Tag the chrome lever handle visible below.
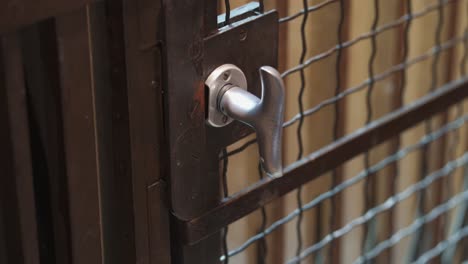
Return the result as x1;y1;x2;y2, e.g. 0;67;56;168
206;64;285;177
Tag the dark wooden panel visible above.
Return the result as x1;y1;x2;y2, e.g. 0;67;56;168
122;0;170;263
0;0;101;34
21;21;71;263
148;181;171;264
164;0;217;222
163;0;221;263
164;1;280;262
55;7;103;263
0;204;7;264
0;34;40;263
0;44;23;264
90;1;136;263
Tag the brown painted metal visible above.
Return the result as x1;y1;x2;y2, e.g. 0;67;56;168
20;21;72;263
163;1;221;263
164;0;215;221
0;204;6;264
88;2;139;263
0;0;102;33
122;0;171;262
164;1;279;262
55;6;104;263
179;77;468;245
0;34;40;264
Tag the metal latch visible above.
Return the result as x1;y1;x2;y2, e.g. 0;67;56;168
205;64;285;177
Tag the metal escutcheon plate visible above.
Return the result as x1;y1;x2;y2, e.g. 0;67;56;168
205;64;248;127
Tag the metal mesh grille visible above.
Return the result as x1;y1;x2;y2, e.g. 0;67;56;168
218;0;468;263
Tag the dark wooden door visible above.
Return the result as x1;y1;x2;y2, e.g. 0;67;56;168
0;1;170;263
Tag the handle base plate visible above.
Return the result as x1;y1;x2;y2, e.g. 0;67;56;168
205;64;247;127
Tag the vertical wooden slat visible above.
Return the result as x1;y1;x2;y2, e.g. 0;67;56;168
444;1;468;261
55;6;104;263
395;1;456;261
0;40;24;264
342;0;402;262
20;20;72;263
85;2;138;263
164;0;222;263
225;136;260;264
122;0;171;262
370;5;405;262
266;3;288;264
437;2;460;263
0;34;40;264
0;205;7;264
280;1;348;263
424;2;455;258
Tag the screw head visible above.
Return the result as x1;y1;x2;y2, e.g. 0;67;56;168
222;71;231;81
239;29;247;41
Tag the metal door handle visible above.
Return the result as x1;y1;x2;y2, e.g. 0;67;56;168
206;64;285;177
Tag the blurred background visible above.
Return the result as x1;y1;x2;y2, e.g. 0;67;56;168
218;0;468;263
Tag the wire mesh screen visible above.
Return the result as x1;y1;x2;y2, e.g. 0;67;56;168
216;0;468;263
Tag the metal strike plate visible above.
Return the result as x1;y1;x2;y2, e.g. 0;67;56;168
203;5;278;148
